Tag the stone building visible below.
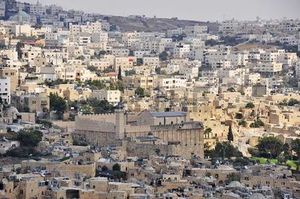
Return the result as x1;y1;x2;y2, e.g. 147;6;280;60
73;110;204;158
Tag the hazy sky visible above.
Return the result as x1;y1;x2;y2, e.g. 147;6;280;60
23;0;300;21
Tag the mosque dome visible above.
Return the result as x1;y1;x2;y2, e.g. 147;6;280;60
9;10;31;24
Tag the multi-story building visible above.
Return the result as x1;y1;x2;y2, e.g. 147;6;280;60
219;19;239;34
13;93;50;114
0;67;18;92
253;62;282;75
91;89;121;104
0;77;11;104
173;44;190;58
0;0;5;19
143;57;159;67
296;62;300;79
159;77;187;90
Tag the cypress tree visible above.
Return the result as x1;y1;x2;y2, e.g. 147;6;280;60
227;125;234;142
118;67;122;80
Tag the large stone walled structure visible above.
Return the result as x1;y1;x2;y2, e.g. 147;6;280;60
73;110;204;158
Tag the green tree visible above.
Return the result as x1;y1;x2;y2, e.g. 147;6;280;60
210;142;242;159
227;125;234;142
159;51;169;61
17;129;43;147
238;120;247;127
288;99;300;106
291;139;300;171
77;55;85;61
125;69;136;76
101;166;108;171
250;118;264;128
245;102;255;109
135;87;145;98
87;80;106;90
291;139;300;158
49;93;67;113
279;99;288;106
87;98;115;114
204;128;212;139
111;163;126;181
225;173;241;184
227;87;235;92
233;157;252;167
136;58;143;66
118;67;122;81
155;148;161;156
6;147;36;158
235;113;243;119
256;137;283;159
110;81;124;92
112;163;121;171
16;42;24;60
80;104;94;114
87;66;98;72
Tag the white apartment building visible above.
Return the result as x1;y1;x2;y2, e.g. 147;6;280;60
170;58;189;66
248;50;263;62
45;32;58;41
0;140;20;155
78;36;91;46
277;52;298;67
179;66;199;79
57;66;77;81
143;57;159;67
279;36;298;46
67;59;83;65
253;62;283;74
0;77;11;104
134;76;155;90
22;45;42;65
0;0;5;18
43;50;68;65
91;32;108;43
229;53;249;66
204;47;231;69
134;65;155;76
219;20;239;34
0;49;19;61
81;21;102;34
184;38;205;50
173;44;191;58
38;67;57;81
244;73;261;85
29;1;46;15
260;51;282;62
194;48;205;61
114;57;137;71
184;25;208;36
69;21;102;35
167;28;183;37
89;60;111;71
92;89;121;104
296;62;300;78
159;77;187;90
165;64;180;74
134;51;151;58
111;49;129;57
12;24;33;37
158;38;173;53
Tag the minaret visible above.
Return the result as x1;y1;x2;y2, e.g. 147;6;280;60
115;108;125;139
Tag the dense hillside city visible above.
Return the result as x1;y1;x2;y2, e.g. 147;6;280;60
0;0;300;198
